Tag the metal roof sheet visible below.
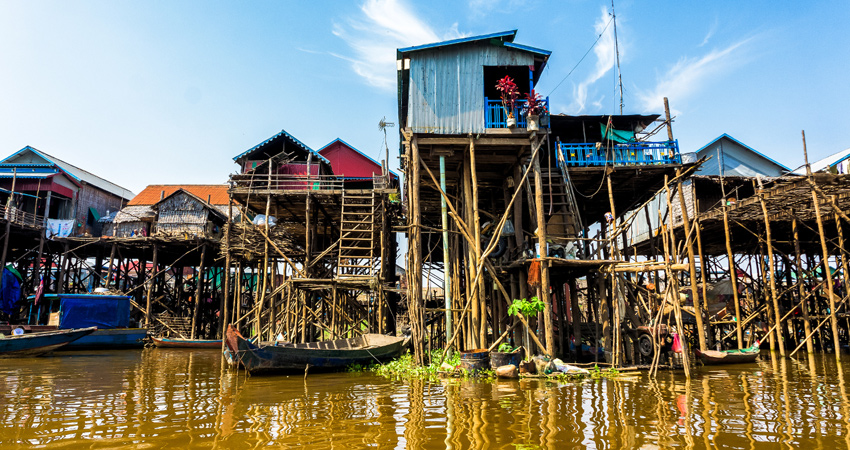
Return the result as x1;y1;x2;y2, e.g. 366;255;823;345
695;134;791;172
792;147;850;174
398;30;518;54
232;129;330;165
0;146;134;200
317;138;399;179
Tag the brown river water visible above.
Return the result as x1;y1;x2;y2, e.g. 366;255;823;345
1;348;849;449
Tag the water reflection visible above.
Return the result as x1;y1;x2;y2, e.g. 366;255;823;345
2;350;850;448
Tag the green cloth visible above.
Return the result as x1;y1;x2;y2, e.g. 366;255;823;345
600;123;635;144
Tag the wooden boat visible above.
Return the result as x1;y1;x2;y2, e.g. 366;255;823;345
25;294;146;350
224;324;406;374
0;327;97;357
696;341;760;365
152;336;221;349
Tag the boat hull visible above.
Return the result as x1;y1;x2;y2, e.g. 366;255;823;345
696;344;760;365
0;327;98;357
63;328;148;350
153;337;221;348
224;325;406;374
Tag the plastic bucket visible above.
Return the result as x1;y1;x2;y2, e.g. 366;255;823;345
489;348;523;369
459;349;490;373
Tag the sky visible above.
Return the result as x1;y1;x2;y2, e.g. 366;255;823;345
1;0;848;195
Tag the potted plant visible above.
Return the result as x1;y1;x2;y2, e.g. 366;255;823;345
522;89;548;131
495;76;520;128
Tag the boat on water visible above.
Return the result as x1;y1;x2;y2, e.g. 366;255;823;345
153;337;221;349
224;324;407;374
0;326;97;357
696;341;760;365
25;294;147;349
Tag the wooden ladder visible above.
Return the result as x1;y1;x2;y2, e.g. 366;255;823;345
542;161;585;258
336;191;376;278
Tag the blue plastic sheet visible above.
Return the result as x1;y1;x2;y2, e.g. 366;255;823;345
59;295;130;329
0;267;21;315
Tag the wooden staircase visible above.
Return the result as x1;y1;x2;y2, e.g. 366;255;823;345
336;191;377;278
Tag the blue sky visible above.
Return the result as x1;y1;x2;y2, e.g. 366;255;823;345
1;0;847;194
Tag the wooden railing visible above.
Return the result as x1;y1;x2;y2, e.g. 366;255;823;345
230;174;345;192
0;203;44;228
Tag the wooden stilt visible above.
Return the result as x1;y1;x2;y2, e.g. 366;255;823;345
676;169;707;351
533;134;555;357
191;244;207;339
757;177;785;356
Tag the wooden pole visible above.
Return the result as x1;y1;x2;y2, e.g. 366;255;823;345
803;131;841;359
676;169;707;351
605;171;621;365
469;138;487;347
221;192;233;339
533;134;555;356
792;214;814;354
191;244;207;340
145;244;158;328
722;193;743;348
665;175;691;377
408;136;425;363
757;177;785;356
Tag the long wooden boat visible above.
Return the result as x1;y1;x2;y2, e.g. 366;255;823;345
224;325;406;374
153;336;222;349
696;341;760;365
65;328;148;350
0;327;97;357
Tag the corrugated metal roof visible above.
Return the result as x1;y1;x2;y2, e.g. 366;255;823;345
695;134;791;173
128;185;231;206
232;129;330;165
0;146;134;200
317;138;399;179
792;147;850;174
398;30;518;54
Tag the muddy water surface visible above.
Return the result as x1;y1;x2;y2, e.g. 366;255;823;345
1;349;848;449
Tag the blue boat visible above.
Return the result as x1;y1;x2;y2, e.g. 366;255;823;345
27;294;147;349
0;326;97;357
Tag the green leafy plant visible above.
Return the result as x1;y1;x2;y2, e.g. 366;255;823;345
508;296;544;318
497;342;514;353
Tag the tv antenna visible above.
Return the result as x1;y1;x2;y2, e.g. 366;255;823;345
379;117;395;177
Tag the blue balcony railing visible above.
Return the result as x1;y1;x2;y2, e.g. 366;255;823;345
559;140;681;167
485;97;549;129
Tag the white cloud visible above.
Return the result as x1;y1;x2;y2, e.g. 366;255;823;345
569;7;617;113
332;0;463;90
700;18;719;47
636;37;753;113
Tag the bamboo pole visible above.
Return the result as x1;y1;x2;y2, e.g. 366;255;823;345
469;138;487;347
722;193;743;348
792;214;814;354
605;172;621;366
803;131;841;359
676;169;707;351
191;244;207;339
757;177;785;357
408;136;425;363
665;175;691;378
145;244;158;328
533;134;556;357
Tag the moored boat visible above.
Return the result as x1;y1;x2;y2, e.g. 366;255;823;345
0;327;97;357
153;337;222;348
224;324;406;374
696;341;760;365
26;294;147;349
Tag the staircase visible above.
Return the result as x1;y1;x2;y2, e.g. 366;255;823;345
336;191;377;278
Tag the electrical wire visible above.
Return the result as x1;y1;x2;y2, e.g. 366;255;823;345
547;16;614;98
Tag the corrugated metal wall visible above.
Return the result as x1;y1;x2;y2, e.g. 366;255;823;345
406;44;534;134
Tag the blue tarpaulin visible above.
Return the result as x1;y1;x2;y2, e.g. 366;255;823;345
59;295;130;329
0;266;22;315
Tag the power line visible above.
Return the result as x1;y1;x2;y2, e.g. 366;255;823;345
547;16;614;98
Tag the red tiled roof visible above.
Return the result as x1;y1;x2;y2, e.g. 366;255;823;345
127;185;231;206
